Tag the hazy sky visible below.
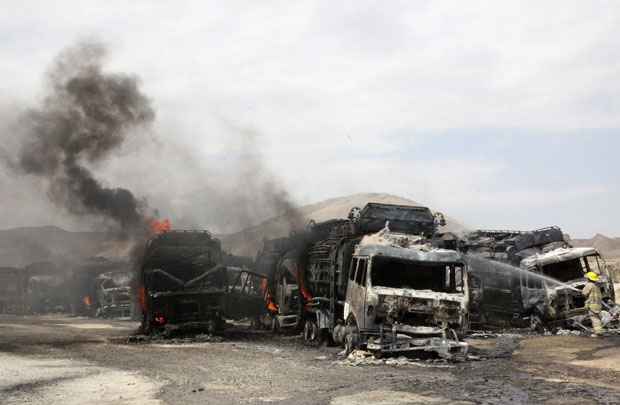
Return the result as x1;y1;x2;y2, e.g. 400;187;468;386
1;1;619;237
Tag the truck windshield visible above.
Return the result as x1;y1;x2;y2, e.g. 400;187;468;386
144;267;225;293
541;255;603;283
541;259;583;282
584;254;604;275
370;256;464;293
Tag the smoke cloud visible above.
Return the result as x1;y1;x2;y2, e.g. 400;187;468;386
1;39;302;260
221;122;304;232
14;41;155;234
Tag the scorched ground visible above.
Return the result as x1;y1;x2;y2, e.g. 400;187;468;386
1;315;619;404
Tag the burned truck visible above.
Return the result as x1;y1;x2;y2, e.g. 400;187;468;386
139;230;267;334
460;227;616;330
25;261;71;314
257;203;469;358
70;258;132;317
94;271;133;318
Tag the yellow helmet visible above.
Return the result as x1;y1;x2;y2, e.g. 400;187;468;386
585;272;600;282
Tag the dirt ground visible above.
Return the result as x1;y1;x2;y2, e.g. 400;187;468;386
1;315;619;405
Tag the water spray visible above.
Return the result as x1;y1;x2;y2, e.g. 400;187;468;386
464;253;583;292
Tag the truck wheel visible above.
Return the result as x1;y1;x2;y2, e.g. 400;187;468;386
303;319;323;346
141;313;153;335
271;317;280;333
529;313;544;333
344;316;360;354
344;331;361;355
448;328;460;342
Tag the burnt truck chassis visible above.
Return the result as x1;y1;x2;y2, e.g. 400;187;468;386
364;328;469;358
336;245;469;359
144;265;269;335
458;227;617;331
305;299;468;359
97;286;132;318
95;272;133;318
521;247;617;332
259;203;469;359
140;230;268;335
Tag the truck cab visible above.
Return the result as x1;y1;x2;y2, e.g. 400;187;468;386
140;230;267;334
521;247;615;328
341;229;469;357
461;227;616;331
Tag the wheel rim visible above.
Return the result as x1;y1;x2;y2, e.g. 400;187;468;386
530;315;542;331
304;320;318;343
271;317;279;332
345;334;354;354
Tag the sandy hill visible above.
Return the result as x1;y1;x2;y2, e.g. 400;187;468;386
571;233;620;259
220;192;465;257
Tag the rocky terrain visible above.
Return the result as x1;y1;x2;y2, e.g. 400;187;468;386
571;234;620;261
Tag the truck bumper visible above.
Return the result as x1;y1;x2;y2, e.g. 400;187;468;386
366;334;468;358
275;314;299;329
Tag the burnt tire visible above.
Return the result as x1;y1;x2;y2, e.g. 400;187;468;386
529;314;544;333
303;319;323;347
343;316;360;354
141;313;153;335
344;333;355;355
271;317;280;333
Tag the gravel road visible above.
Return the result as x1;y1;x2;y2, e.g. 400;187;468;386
1;315;619;404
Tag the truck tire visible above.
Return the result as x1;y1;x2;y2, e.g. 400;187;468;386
529;313;544;333
303;319;323;347
271;317;280;333
344;333;355;355
344;316;360;355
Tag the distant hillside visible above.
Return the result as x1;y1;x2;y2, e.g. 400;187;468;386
571;234;620;259
0;226;124;268
220;193;465;257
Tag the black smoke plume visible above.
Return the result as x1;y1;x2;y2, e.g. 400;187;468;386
16;41;155;233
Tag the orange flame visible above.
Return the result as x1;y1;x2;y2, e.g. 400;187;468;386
260;279;279;314
83;295;92;307
138;286;147;312
150;219;171;235
296;267;313;302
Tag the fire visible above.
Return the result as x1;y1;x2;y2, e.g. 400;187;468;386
296;267;313;302
260;279;279;314
150;218;171;234
83;295;92;307
138;286;147;312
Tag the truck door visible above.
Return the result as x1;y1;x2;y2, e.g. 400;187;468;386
519;268;542;317
345;257;369;329
478;267;516;325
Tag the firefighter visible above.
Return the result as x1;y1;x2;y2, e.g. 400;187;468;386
582;272;604;337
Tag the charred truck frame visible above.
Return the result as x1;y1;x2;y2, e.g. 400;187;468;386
460;227;616;330
94;271;133;318
139;230;267;334
70;258;132;318
257;203;469;358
